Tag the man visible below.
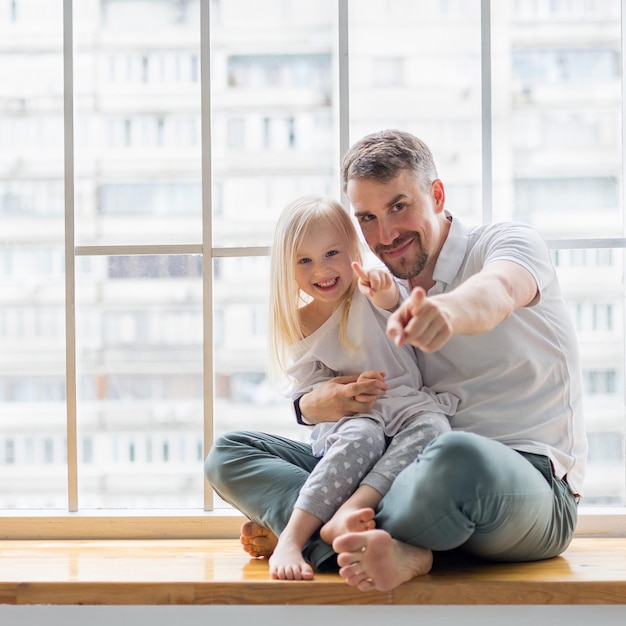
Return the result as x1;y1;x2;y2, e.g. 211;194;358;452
205;129;587;592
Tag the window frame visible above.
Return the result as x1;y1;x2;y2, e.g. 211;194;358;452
1;0;624;539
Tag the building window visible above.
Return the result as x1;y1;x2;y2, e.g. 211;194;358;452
583;369;619;396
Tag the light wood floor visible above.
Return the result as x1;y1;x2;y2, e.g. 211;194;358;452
1;537;625;605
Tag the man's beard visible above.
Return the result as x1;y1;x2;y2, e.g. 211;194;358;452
375;232;428;280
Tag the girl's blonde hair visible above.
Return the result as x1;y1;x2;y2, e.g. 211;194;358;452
268;194;363;380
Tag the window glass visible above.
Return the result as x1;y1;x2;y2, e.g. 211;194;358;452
75;255;204;509
492;1;622;237
212;256;301;508
211;0;337;248
553;249;625;505
1;0;625;515
73;1;202;246
0;0;66;508
348;0;483;223
213;255;288;426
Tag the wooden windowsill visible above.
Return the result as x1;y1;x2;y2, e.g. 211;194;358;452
0;537;625;605
0;507;624;541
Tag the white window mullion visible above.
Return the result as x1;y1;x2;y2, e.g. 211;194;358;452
75;245;204;256
338;0;350;204
544;238;626;250
616;0;626;498
622;0;626;236
63;0;78;513
481;0;493;224
201;0;214;511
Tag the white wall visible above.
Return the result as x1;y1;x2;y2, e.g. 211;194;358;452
1;605;626;625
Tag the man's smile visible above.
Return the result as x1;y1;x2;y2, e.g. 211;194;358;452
377;235;415;259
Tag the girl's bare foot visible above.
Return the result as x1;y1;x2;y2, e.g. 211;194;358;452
269;540;315;580
240;521;278;558
332;529;433;592
320;507;376;544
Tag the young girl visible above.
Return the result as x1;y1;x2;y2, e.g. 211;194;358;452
267;194;457;580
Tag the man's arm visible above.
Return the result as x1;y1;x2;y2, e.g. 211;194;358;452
296;374;388;425
387;260;538;352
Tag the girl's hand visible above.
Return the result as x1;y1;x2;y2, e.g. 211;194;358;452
352;262;399;311
352;261;392;297
354;370;387;402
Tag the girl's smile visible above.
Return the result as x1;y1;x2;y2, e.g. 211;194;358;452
314;276;340;290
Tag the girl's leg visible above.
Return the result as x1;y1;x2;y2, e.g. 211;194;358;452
321;412;450;542
294;417;386;523
362;412;451;496
320;484;381;544
271;418;385;577
269;507;324;580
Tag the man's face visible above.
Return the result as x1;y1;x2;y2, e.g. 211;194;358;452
347;170;443;280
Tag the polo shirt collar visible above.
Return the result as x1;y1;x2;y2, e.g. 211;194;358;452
429;212;467;295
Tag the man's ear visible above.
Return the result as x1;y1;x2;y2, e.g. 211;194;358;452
431;179;445;212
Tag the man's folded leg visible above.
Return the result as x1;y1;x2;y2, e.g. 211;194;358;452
204;430;337;569
375;431;578;562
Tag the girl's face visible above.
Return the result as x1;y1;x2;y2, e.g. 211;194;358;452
294;221;354;305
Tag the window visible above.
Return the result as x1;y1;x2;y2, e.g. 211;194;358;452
512;48;620;83
3;439;15;465
1;0;625;535
583;369;620;396
227;54;331;90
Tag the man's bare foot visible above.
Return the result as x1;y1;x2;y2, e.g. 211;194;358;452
269;540;314;581
332;529;433;592
320;507;376;544
240;521;278;559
